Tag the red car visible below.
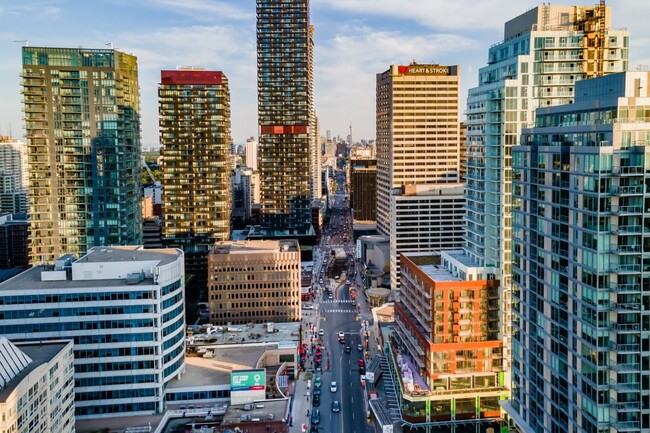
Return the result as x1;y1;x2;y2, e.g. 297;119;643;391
358;359;365;368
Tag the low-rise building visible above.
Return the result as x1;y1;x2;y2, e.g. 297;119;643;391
0;338;75;433
208;240;301;325
0;246;186;419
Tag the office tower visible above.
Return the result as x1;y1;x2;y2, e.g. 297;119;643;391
241;167;261;221
159;69;232;296
0;246;186;418
507;71;650;433
349;158;377;222
208;240;301;325
0;338;75;433
0;137;27;214
376;63;465;291
0;213;28;268
245;137;259;171
391;252;505;430
22;47;142;265
257;0;314;236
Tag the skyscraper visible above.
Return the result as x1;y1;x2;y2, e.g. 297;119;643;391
376;63;465;291
22;47;142;264
0;137;27;214
508;71;650;433
257;0;314;236
462;4;628;371
245;136;258;171
159;69;232;296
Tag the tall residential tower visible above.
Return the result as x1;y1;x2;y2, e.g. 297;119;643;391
461;4;628;371
22;47;142;264
159;69;232;294
509;71;650;433
257;0;315;236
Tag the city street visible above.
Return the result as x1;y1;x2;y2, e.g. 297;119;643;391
300;169;371;433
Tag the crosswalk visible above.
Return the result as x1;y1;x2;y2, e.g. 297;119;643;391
321;308;355;314
320;299;355;304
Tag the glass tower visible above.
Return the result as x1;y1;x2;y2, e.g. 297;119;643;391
22;47;142;264
159;69;232;299
509;71;650;433
463;5;628;371
257;0;314;236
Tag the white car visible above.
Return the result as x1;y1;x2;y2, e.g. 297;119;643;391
302;304;314;310
338;331;345;339
319;328;324;336
330;381;337;392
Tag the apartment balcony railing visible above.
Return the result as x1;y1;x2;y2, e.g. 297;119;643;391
610;322;641;333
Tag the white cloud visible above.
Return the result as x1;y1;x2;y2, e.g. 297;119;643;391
128;0;253;22
0;2;61;18
314;26;482;140
316;0;532;31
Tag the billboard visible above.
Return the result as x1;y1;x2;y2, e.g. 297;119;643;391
230;369;266;391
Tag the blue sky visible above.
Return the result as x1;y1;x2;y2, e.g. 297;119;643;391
1;0;649;146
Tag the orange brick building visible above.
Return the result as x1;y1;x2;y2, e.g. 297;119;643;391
391;252;506;427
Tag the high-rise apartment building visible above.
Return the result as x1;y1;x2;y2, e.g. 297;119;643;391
159;69;232;295
257;0;314;236
460;4;628;374
0;246;186;418
0;137;27;214
22;47;142;265
208;239;301;324
464;4;627;290
376;64;465;291
508;71;650;433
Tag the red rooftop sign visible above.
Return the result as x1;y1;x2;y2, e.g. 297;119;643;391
161;70;223;85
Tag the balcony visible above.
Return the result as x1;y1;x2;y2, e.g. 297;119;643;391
610;322;641;333
610;264;641;273
609;343;640;353
611;361;640;372
611;185;644;195
611;245;642;254
611;420;640;432
611;205;643;215
612;166;644;176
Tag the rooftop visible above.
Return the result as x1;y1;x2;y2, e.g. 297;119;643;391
403;253;461;283
212;239;299;255
78;245;182;266
0;339;71;401
188;322;300;348
221;399;289;426
442;250;483;268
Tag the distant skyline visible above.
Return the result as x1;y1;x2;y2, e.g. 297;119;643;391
1;0;650;145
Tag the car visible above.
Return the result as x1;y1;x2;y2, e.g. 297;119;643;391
338;331;345;339
357;344;363;352
311;409;320;425
339;337;346;344
313;393;320;407
345;346;351;353
346;280;352;285
319;328;324;336
330;381;337;392
302;304;314;310
314;376;321;388
327;293;333;300
331;401;340;413
358;359;365;368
